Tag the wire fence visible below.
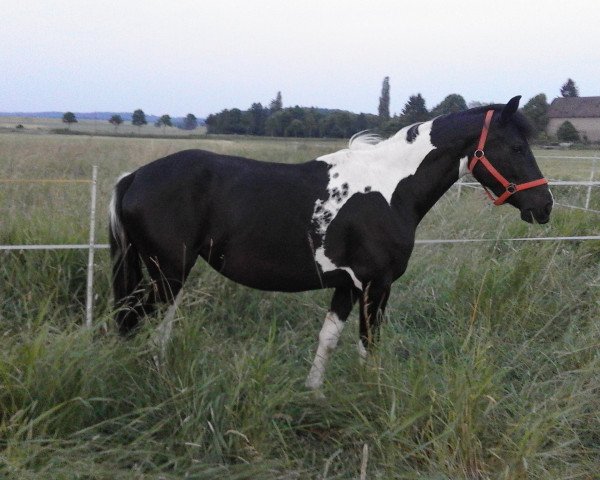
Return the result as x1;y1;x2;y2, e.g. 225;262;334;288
1;162;599;326
1;166;98;327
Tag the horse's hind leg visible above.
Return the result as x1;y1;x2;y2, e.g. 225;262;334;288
305;287;359;391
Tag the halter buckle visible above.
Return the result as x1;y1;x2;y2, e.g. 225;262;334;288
506;183;517;194
474;149;484;159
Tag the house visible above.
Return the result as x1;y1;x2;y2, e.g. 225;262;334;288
547;96;600;142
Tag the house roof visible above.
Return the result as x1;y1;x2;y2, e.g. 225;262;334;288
548;96;600;118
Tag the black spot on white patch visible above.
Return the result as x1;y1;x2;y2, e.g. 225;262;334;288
406;123;422;143
330;187;344;203
332;172;339;178
364;186;372;193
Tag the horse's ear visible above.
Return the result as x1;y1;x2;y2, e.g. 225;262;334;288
500;95;521;125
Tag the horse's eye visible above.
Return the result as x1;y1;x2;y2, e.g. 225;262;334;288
511;145;523;153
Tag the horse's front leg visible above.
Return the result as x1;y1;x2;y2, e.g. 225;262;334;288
305;286;359;391
358;281;391;360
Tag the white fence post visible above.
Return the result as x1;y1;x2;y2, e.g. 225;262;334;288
85;166;98;328
585;158;596;210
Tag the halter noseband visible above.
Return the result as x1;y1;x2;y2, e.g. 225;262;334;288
468;110;548;206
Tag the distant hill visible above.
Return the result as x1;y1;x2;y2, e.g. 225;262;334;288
0;111;205;126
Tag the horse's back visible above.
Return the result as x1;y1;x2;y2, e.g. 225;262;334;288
119;149;334;291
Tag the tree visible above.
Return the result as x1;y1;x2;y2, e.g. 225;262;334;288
156;114;172;134
556;121;580;142
286;119;305;137
303;111;319;137
522;93;549;135
265;109;292;136
62;112;77;129
378;76;390;121
248;102;268;135
269;91;283;113
183;113;198;130
401;94;429;124
109;114;123;132
430;94;467;117
132;109;147;132
560;78;579;97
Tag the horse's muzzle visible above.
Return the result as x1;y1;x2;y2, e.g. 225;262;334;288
520;201;553;224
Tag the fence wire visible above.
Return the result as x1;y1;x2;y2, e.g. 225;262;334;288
2;165;599;328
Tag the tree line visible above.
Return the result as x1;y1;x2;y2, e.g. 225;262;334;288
59;77;586;142
205;89;470;138
60;110;200;131
205;78;588;142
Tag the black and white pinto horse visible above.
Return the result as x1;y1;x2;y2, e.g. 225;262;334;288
109;96;552;390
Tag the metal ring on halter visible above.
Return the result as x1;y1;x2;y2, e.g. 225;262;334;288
506;183;517;194
474;149;484;159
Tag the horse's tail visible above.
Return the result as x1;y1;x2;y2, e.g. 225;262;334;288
109;172;145;334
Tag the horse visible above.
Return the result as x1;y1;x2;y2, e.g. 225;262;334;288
109;96;553;390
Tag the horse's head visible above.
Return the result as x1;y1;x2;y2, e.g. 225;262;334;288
468;96;553;224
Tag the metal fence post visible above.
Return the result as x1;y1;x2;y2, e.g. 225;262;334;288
85;166;98;328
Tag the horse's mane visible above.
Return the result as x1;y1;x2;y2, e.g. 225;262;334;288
454;104;535;139
348;104;534;151
348;131;384;150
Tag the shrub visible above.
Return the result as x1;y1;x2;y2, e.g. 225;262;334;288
556;120;580;142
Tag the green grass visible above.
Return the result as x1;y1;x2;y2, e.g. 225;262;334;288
0;115;208;137
1;132;599;478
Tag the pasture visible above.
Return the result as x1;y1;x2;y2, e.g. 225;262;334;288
0;131;599;479
0;116;207;137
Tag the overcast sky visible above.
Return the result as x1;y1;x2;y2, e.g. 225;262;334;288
2;0;598;117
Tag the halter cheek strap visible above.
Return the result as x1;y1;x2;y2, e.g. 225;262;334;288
468;110;548;206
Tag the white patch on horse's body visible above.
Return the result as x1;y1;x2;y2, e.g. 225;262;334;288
305;311;345;390
311;122;437;286
314;248;363;290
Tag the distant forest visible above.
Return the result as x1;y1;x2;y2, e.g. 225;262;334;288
206;78;579;140
206;89;469;138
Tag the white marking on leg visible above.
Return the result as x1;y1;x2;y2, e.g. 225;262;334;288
305;312;345;390
153;290;183;366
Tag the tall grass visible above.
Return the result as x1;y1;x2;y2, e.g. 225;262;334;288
1;133;599;478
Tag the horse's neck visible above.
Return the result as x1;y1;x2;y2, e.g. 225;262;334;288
388;146;467;225
316;118;473;226
385;112;485;223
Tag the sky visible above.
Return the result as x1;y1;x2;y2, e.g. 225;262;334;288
1;0;599;118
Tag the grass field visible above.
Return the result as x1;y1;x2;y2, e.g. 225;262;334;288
0;116;207;137
0;131;599;479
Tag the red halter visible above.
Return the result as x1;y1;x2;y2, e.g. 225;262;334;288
468;110;548;206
